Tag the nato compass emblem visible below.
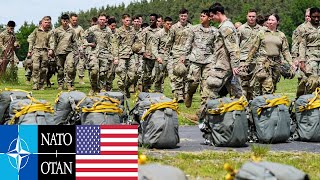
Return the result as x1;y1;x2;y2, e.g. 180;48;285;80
7;136;30;172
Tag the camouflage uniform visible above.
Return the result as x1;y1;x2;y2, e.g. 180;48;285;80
151;28;174;92
133;28;144;89
292;22;309;97
83;25;113;92
169;21;192;100
298;22;320;94
218;19;242;98
27;27;52;89
238;22;262;100
113;26;137;96
183;24;226;104
140;26;160;92
50;26;78;89
70;24;85;81
247;28;293;96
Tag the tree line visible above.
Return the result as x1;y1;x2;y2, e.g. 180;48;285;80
9;0;320;61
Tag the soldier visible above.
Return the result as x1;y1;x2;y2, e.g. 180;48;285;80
157;15;163;28
169;8;193;102
83;13;113;94
69;13;85;85
183;10;227;107
151;16;174;93
298;7;320;94
108;17;117;91
27;16;52;90
0;21;20;76
247;14;295;96
209;3;242;98
108;18;117;34
91;17;98;26
234;22;242;30
113;14;137;97
292;8;311;97
49;14;78;90
140;13;161;92
132;16;144;92
237;9;262;100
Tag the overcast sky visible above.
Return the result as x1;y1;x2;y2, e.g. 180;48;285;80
0;0;132;28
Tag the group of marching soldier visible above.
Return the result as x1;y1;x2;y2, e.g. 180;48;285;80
0;3;319;115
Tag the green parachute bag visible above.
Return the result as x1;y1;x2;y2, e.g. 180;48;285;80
250;94;291;143
131;92;180;149
199;96;248;147
294;88;320;142
234;161;309;180
0;89;32;124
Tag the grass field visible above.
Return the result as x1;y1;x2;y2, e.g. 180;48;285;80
1;68;320;179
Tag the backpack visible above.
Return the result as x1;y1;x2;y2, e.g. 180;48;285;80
132;92;179;149
53;91;87;125
7;96;55;125
139;164;187;180
98;91;129;123
235;161;309;180
80;95;124;125
294;88;320;142
0;89;31;124
250;94;291;143
200;96;248;147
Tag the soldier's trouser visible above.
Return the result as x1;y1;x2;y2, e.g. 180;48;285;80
88;51;113;91
167;57;188;98
56;52;76;86
142;58;156;92
252;63;281;96
185;62;212;105
135;54;144;86
240;79;253;100
303;60;320;94
77;56;86;78
31;49;48;87
296;71;307;97
24;58;33;81
154;55;169;93
115;56;137;92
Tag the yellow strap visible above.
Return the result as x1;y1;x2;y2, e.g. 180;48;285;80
207;96;248;115
3;88;31;94
141;100;179;120
299;88;320;112
87;95;120;105
9;102;54;125
257;96;290;115
54;91;63;104
82;102;123;114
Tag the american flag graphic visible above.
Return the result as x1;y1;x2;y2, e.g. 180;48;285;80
75;125;138;180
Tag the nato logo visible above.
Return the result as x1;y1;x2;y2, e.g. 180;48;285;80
0;126;38;180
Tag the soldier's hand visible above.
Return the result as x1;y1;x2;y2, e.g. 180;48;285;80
233;68;239;75
113;58;119;65
143;52;151;59
299;61;306;72
179;56;186;63
48;50;54;57
157;57;163;64
27;52;32;58
88;43;96;48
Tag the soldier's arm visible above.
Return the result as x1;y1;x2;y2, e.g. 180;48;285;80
151;33;161;59
27;29;36;53
48;30;56;51
247;31;261;63
291;29;300;59
113;32;120;59
0;33;5;50
298;32;307;62
221;27;240;69
183;28;194;56
140;29;147;54
280;33;293;65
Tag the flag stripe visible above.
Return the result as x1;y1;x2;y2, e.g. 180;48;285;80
76;159;137;164
101;138;138;142
101;146;138;151
101;129;138;134
77;177;138;180
101;134;138;138
76;155;137;160
101;125;138;129
100;151;138;155
76;168;138;172
101;142;138;146
76;172;138;177
76;163;138;169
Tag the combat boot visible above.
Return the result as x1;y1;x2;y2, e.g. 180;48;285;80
58;84;63;90
177;95;184;103
129;84;135;93
67;85;75;91
32;84;38;90
185;93;193;108
79;77;85;85
137;85;143;92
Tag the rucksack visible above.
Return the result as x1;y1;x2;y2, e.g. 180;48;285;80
294;88;320;142
234;161;309;180
0;89;32;124
250;94;291;143
53;91;87;125
132;92;179;149
199;96;248;147
80;95;124;125
6;96;55;125
139;164;187;180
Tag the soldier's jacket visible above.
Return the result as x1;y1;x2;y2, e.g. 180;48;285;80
218;19;240;68
110;29;117;56
238;22;262;61
299;22;320;61
291;22;308;59
83;25;112;53
141;26;160;59
171;21;192;58
151;28;174;59
132;27;144;54
113;26;135;59
69;24;84;46
50;26;77;55
247;28;292;64
0;29;18;58
27;27;52;52
183;24;222;64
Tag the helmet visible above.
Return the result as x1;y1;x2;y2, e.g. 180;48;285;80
132;42;143;53
173;62;187;77
280;63;295;79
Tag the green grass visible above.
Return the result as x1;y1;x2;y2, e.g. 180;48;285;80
2;68;317;179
